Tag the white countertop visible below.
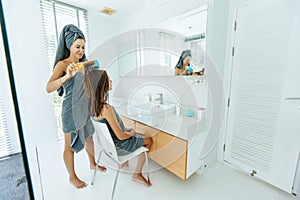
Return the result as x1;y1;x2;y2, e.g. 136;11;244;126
117;105;206;141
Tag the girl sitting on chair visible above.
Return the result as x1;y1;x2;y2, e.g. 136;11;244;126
84;69;152;187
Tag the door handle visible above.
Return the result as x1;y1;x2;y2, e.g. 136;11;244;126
285;97;300;100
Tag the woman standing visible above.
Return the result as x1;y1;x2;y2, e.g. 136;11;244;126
46;24;106;189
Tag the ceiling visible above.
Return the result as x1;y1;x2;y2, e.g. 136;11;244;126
60;0;146;20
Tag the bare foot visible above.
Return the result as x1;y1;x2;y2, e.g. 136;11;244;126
91;164;107;172
120;161;129;169
132;173;152;187
69;177;87;189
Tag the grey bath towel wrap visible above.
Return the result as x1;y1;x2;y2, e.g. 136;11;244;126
53;24;93;153
61;73;94;153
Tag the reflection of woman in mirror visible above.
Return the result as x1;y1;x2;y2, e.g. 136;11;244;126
174;50;192;75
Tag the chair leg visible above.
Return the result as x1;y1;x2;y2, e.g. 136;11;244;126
144;151;150;182
111;165;120;200
91;150;103;185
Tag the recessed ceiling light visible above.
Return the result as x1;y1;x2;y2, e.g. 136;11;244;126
100;7;116;15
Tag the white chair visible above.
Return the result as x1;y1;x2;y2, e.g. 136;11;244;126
91;118;150;200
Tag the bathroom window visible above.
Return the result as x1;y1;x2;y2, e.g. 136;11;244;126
0;98;11;157
0;25;21;158
0;91;20;158
40;0;90;140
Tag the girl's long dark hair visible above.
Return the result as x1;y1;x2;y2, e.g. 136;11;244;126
84;69;109;117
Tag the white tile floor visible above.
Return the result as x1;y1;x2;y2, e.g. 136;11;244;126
38;141;300;200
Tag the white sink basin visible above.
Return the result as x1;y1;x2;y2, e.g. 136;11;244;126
127;102;175;125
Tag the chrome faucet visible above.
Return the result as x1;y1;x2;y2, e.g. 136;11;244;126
155;93;163;105
145;93;152;102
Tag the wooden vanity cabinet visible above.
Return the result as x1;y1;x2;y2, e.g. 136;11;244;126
121;115;188;180
155;131;187;180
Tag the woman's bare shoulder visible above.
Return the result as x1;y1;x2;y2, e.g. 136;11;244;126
102;104;114;115
56;60;69;67
54;60;69;72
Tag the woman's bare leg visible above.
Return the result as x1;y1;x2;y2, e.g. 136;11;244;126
120;160;129;168
63;133;87;189
85;136;106;172
132;137;152;187
143;137;152;150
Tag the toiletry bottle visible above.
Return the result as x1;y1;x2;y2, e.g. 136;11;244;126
198;107;205;120
176;104;181;116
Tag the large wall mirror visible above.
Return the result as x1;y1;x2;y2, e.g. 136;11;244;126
91;4;208;77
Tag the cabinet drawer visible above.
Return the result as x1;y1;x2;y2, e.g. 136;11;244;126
156;132;187;180
120;115;135;130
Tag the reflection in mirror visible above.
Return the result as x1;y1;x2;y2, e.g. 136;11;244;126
157;4;208;76
91;29;208;77
90;5;208;77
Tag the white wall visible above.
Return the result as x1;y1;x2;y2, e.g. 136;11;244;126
88;12;121;53
2;0;56;198
205;0;229;76
0;23;21;156
121;0;210;30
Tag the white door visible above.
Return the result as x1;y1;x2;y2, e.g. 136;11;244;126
224;0;300;193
